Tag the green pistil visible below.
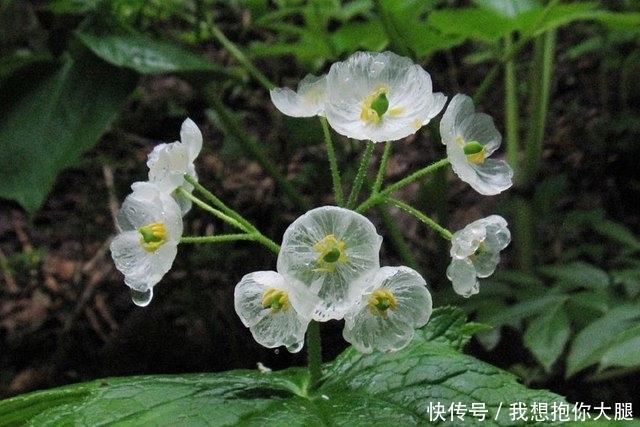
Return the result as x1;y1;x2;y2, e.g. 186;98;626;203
370;92;389;118
463;141;486;164
139;222;167;252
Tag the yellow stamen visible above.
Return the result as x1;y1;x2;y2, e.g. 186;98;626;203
313;234;347;273
361;85;394;124
261;288;290;313
463;140;486;164
368;289;398;316
139;222;167;252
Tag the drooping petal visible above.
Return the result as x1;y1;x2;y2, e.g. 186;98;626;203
270;74;327;117
447;215;510;297
147;118;203;215
343;266;432;353
441;94;513;195
110;182;183;295
234;271;310;353
446;258;479;297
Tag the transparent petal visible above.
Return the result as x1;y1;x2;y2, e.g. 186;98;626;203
343;266;432;353
324;51;446;142
277;206;382;321
180;118;203;161
441;94;512;195
110;182;183;295
447;258;479;297
234;271;310;353
270;74;327;117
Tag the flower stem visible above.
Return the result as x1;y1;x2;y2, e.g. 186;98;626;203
504;32;520;181
177;187;280;254
372;141;392;194
346;141;375;209
356;158;450;213
180;232;279;254
305;320;323;389
208;24;274;91
320;117;344;207
387;197;452;240
178;188;246;232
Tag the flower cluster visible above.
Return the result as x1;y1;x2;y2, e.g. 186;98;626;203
110;118;203;306
271;51;513;322
234;206;433;353
110;50;514;358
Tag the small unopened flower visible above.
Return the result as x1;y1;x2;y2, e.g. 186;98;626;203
234;271;311;353
342;266;432;353
147;118;203;214
323;51;446;142
440;94;513;195
110;182;183;298
277;206;382;321
447;215;511;297
270;74;327;117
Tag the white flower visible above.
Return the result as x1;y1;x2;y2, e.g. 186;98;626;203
147;118;203;214
277;206;382;321
447;215;511;297
110;182;183;301
440;94;513;195
270;74;327;117
323;51;446;142
234;271;311;353
342;266;432;353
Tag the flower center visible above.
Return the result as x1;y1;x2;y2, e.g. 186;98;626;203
139;222;167;252
262;288;290;313
368;289;398;316
360;86;404;124
463;140;486;164
313;234;347;273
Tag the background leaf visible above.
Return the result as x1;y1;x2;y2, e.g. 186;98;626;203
0;50;137;214
0;308;567;426
75;32;235;76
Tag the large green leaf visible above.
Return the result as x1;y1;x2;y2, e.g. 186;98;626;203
0;51;137;214
566;304;640;377
523;298;571;372
75;32;236;76
0;307;568;426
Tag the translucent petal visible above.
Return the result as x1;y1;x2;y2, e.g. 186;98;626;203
342;266;432;353
180;118;203;161
441;94;513;195
324;51;446;142
270;74;327;117
110;182;183;295
233;271;310;353
147;118;203;207
446;258;479;297
277;206;382;321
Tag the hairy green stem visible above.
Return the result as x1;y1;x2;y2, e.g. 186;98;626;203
520;29;556;189
320;117;344;207
346;142;375;209
356;158;450;213
208;24;274;90
306;321;323;388
504;33;520;180
387;197;452;241
373;141;392;195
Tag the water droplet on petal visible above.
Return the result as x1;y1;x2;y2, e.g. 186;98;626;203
131;288;153;307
